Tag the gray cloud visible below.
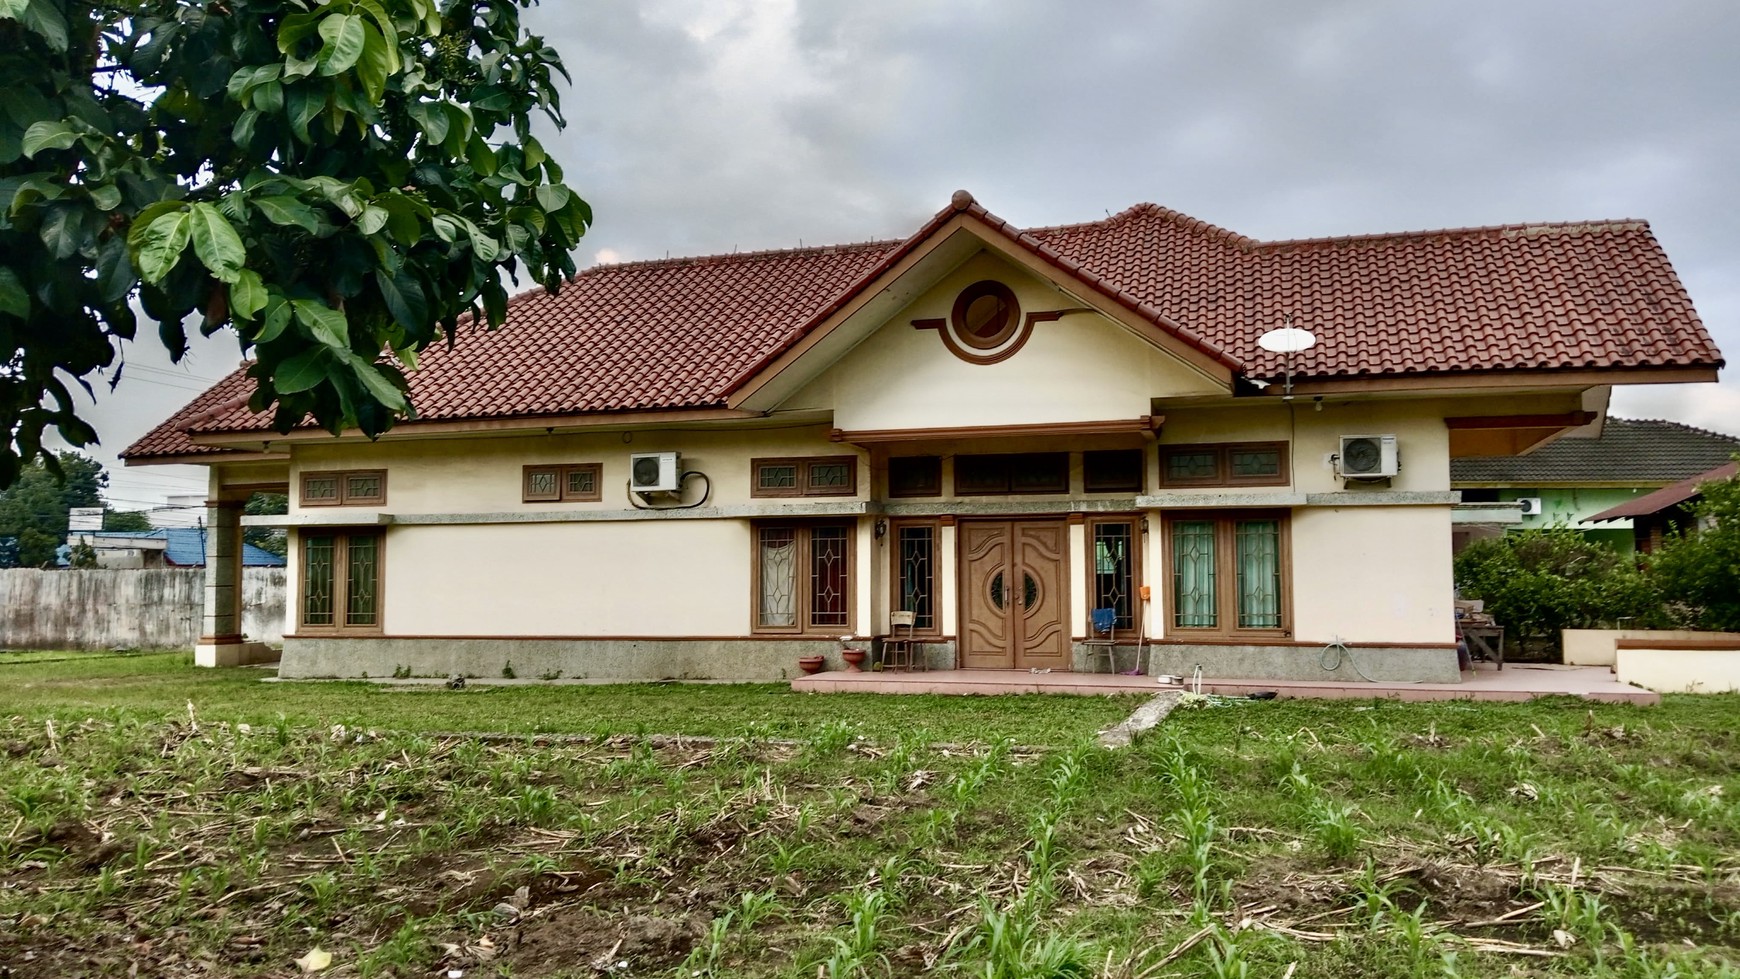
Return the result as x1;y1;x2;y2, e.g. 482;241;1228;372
91;0;1740;505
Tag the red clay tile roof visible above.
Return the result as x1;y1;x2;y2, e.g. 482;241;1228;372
124;191;1723;460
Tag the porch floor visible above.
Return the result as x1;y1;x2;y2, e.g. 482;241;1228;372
790;662;1659;705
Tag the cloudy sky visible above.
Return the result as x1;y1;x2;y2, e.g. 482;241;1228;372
88;0;1740;509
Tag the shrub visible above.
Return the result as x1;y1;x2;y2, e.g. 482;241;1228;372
1454;528;1662;644
1650;468;1740;631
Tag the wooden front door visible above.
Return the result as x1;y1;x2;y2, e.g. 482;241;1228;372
959;520;1071;670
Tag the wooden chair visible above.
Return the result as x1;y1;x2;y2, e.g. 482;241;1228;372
880;611;922;671
1083;607;1118;673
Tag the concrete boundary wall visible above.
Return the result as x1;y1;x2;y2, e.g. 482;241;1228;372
0;568;285;650
1615;638;1740;693
1562;628;1738;667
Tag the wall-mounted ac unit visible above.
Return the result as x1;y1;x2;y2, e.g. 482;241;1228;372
1337;435;1399;479
1517;497;1543;516
629;451;681;493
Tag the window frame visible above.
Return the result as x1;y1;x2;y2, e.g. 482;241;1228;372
1161;510;1291;640
887;456;942;498
300;469;388;507
1085;515;1143;639
522;463;603;503
888;518;942;637
750;456;858;499
295;528;385;634
1158;442;1288;488
750;520;857;635
953;452;1069;496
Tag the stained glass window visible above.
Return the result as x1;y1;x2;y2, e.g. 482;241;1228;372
754;523;853;633
302;476;339;504
1235;520;1282;628
1092;521;1136;630
896;525;935;630
752;458;856;497
301;470;387;505
345;536;379;626
302;535;335;626
1171;520;1218;628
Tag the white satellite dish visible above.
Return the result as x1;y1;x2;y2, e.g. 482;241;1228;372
1257;326;1318;353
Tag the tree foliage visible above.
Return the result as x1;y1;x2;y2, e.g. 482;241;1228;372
0;0;588;487
102;508;153;531
1454;527;1663;644
1650;468;1740;631
243;489;287;556
0;449;104;565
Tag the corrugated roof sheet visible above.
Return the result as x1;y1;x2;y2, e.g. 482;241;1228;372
1451;418;1740;484
1587;462;1739;521
123;194;1723;461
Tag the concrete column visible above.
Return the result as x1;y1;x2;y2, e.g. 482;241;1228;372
194;473;275;667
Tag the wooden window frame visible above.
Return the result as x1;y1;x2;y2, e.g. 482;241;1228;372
1085;515;1144;639
953;452;1069;496
1161;510;1291;640
522;463;603;503
296;529;385;634
1083;449;1146;494
887;456;942;498
751;456;858;499
889;518;942;637
300;469;387;507
750;520;856;635
1158;442;1288;488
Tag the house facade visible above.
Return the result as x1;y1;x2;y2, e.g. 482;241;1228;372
123;191;1723;681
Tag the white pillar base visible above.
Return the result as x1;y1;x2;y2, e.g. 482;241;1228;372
194;640;279;668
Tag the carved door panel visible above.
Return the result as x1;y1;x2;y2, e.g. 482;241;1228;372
959;521;1013;668
1013;521;1070;670
957;519;1071;671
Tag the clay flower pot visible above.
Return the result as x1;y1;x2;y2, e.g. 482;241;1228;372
797;654;826;675
840;648;868;672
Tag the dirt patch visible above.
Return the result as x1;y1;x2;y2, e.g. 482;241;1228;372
497;908;708;977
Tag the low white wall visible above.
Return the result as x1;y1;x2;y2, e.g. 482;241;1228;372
1561;629;1738;667
1615;641;1740;693
0;568;285;650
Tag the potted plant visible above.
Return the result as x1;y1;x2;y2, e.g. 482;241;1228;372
797;653;826;675
839;634;867;672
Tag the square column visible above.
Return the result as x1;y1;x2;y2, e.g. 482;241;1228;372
194;474;276;667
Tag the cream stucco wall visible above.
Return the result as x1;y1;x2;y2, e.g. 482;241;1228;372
289;425;861;515
1616;644;1740;693
789;251;1226;429
1562;629;1740;667
1288;505;1455;645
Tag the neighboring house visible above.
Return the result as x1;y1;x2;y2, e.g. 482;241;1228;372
56;529;286;569
1451;418;1740;551
121;191;1723;683
1587;461;1739;553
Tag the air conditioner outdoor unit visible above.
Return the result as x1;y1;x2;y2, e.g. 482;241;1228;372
629;451;681;493
1517;497;1543;516
1337;435;1399;480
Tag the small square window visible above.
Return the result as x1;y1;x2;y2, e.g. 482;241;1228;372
567;467;596;498
303;475;339;504
888;456;941;498
808;462;851;490
1083;449;1144;493
1164;450;1219;484
758;464;798;492
524;467;560;502
345;472;384;504
1159;443;1288;488
1229;448;1282;480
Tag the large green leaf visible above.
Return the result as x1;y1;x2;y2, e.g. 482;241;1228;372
316;14;366;76
340;350;406;411
186;203;247;284
375;267;427;327
229;269;267;321
255;296;293;343
408;101;449;146
38;203;88;259
21;120;76;157
292;299;349;349
94;235;133;304
133;209;191;284
273;347;330;394
253;195;321;234
0;267;28;319
534;183;569;212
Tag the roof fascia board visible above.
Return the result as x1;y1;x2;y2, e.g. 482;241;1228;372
122;450;291;467
1278;367;1718;397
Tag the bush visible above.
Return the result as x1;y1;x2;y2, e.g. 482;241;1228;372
1650;470;1740;631
1454;528;1662;644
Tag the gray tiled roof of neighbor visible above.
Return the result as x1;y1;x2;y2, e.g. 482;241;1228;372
1450;418;1740;484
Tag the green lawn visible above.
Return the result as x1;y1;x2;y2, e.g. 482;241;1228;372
2;652;1737;978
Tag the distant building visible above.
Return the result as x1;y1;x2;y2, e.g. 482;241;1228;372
57;528;285;569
